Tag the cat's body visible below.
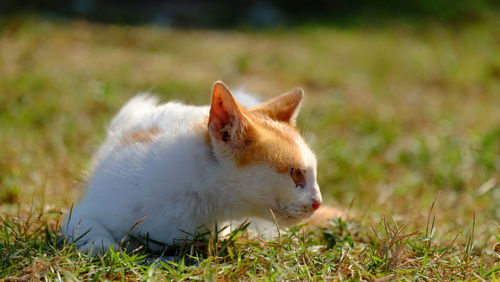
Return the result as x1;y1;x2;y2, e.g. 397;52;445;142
63;82;322;254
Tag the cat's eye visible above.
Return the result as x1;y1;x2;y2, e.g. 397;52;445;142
290;168;306;188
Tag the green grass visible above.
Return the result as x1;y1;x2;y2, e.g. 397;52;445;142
1;16;499;280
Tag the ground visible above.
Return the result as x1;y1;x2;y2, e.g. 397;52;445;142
0;16;499;280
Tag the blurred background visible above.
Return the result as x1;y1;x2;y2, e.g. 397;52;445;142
2;0;499;27
0;0;499;256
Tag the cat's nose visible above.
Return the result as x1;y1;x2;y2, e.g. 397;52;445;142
311;199;321;210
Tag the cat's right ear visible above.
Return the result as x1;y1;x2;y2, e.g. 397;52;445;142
208;81;252;147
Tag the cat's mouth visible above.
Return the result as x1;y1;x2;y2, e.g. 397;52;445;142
269;202;315;226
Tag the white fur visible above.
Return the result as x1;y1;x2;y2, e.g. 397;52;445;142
63;91;321;254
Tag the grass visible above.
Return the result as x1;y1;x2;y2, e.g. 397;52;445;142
1;15;499;280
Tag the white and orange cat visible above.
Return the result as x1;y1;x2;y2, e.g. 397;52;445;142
63;81;323;254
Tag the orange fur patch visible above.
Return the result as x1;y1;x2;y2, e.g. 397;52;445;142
234;113;304;173
121;127;160;145
202;106;305;173
205;82;306;173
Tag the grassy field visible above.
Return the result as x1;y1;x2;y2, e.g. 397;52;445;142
1;16;499;280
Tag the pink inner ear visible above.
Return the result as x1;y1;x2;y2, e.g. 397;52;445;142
209;99;231;142
209;82;239;142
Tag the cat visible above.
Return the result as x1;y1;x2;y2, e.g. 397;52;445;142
62;81;322;254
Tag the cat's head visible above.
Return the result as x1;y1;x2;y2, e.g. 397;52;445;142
208;81;322;226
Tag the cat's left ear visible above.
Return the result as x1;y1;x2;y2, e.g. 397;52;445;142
208;81;252;147
251;88;304;125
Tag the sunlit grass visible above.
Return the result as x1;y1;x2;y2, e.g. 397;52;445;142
1;16;499;279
